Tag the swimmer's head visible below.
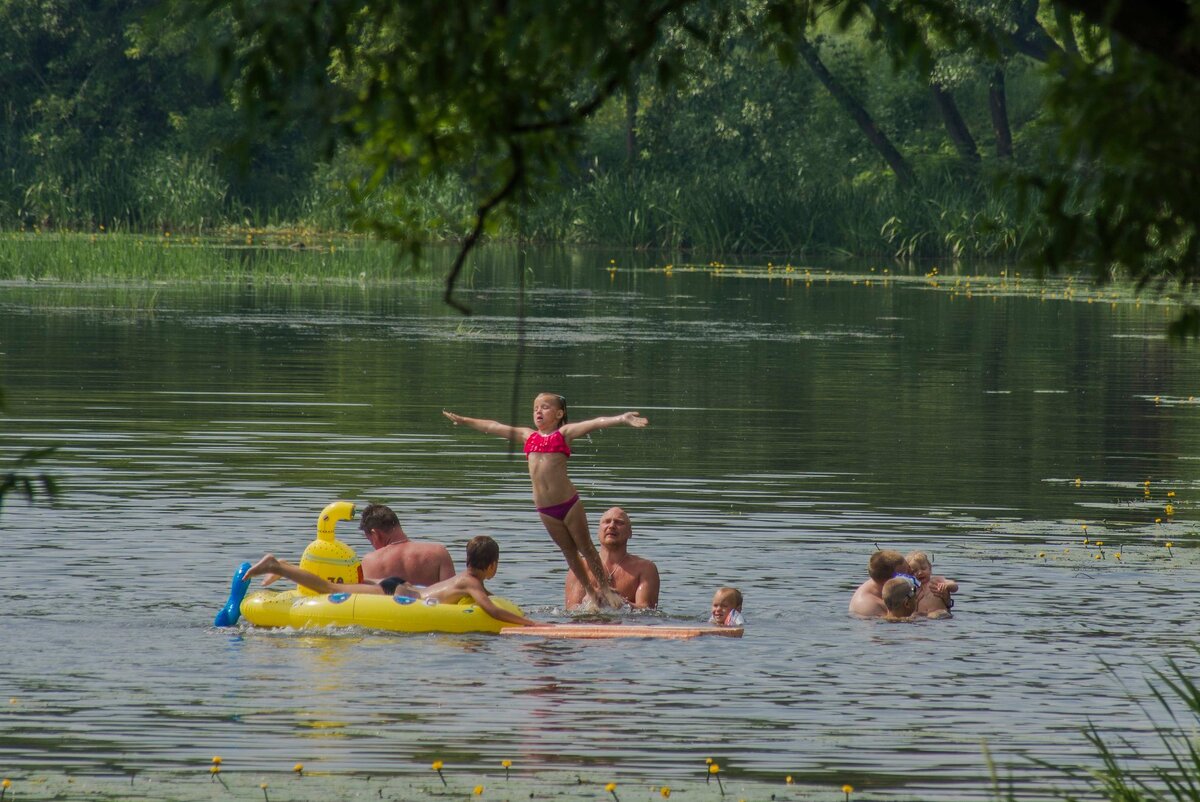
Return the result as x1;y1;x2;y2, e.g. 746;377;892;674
359;503;400;536
905;551;932;584
868;550;908;583
882;576;919;619
466;535;500;573
533;393;568;427
711;586;743;623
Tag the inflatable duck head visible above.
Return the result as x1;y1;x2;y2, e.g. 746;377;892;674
297;500;362;595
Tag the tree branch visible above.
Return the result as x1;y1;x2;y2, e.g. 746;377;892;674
510;0;696;134
443;143;525;314
1055;0;1200;76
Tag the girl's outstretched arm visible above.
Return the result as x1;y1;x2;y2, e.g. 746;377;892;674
443;410;529;443
560;411;648;440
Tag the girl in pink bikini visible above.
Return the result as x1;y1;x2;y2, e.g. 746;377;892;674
443;393;648;609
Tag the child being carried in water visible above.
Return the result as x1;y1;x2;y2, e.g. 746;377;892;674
245;535;542;627
905;550;958;618
443;393;648;609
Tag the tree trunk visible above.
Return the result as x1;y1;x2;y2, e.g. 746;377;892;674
930;83;980;163
796;37;916;189
1012;0;1069;65
988;67;1014;159
1053;4;1080;56
624;76;638;171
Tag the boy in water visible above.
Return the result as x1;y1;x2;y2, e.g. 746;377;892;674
245;535;542;627
905;550;957;617
881;576;920;621
710;586;745;627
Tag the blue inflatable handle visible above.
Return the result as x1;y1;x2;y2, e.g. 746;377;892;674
214;562;253;627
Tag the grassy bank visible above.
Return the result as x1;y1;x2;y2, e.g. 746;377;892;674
0;231;438;284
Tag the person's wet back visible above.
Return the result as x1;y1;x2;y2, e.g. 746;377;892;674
357;503;455;586
848;550;909;617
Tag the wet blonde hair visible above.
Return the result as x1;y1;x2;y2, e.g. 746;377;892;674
905;551;931;572
535;392;568;425
714;586;743;610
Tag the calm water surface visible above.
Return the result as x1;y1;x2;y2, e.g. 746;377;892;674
3;246;1200;799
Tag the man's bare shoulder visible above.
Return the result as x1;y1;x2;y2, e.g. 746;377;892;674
849;582;885;616
403;541;452;558
621;552;659;578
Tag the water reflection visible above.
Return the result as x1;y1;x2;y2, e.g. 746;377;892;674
2;247;1199;799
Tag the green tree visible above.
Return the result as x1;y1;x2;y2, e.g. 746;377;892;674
196;0;772;307
839;0;1198;327
194;0;1198;321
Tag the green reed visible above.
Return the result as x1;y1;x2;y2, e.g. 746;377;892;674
0;232;445;284
990;654;1200;802
0;149;1040;263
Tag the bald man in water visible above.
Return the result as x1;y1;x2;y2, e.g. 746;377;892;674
358;503;455;587
848;549;909;617
564;507;660;609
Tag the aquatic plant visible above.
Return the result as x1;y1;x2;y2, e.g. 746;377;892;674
993;655;1200;802
0;232;448;285
709;764;724;795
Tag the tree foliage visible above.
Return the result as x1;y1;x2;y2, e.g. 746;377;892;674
197;0;825;307
193;0;1198;319
0;1;1195;323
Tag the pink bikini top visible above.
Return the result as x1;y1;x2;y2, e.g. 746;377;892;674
524;429;571;457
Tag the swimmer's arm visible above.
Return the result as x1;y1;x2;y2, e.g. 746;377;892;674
464;585;543;627
435;550;456;582
560;411;648;440
442;410;528;443
633;564;660;609
931;576;959;595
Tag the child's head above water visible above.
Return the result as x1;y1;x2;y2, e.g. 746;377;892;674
533;392;568;428
905;550;932;584
710;586;744;626
466;535;501;571
882;576;919;619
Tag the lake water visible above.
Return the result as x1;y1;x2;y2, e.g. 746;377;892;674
3;244;1199;799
